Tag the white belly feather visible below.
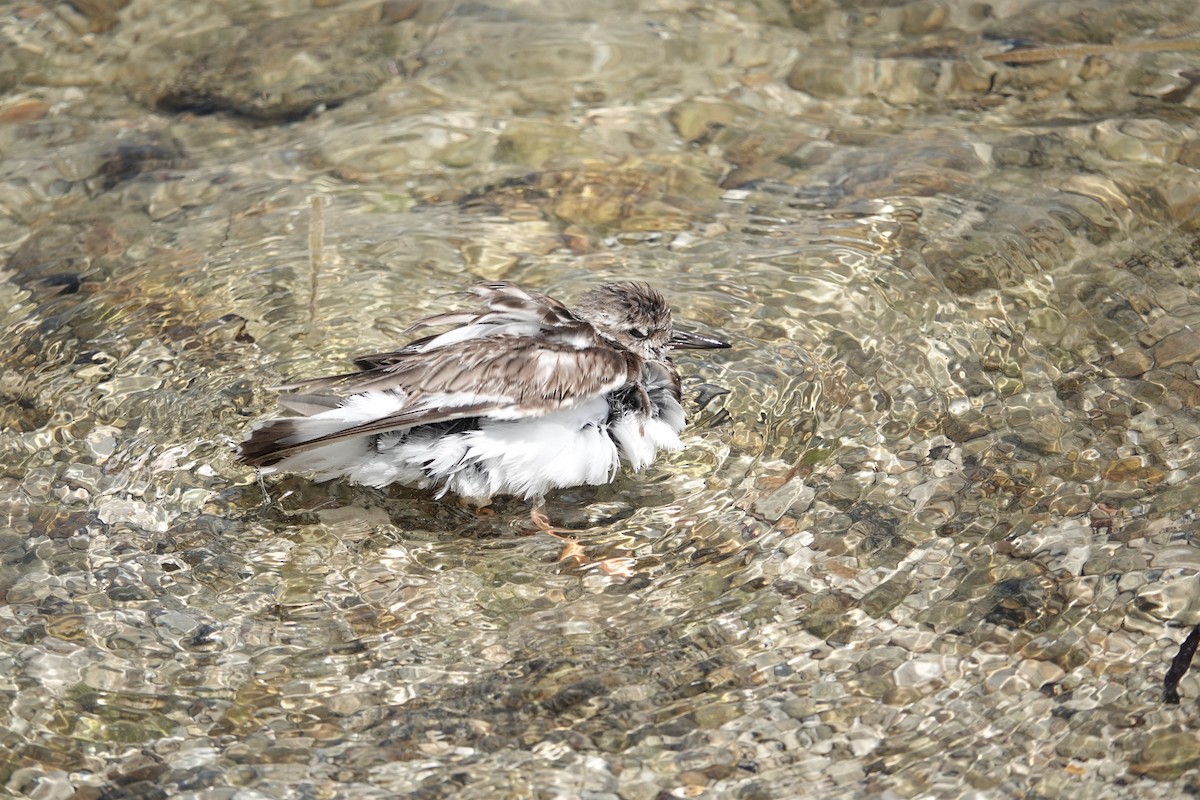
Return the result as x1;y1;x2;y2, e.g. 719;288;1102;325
264;392;691;501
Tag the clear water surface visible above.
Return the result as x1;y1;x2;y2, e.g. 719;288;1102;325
2;0;1200;797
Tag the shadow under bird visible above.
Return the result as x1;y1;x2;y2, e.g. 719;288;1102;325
236;281;730;522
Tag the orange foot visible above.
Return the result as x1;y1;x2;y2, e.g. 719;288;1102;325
558;541;636;577
529;505;636;577
529;504;576;541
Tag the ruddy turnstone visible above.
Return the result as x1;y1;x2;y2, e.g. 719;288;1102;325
236;281;729;523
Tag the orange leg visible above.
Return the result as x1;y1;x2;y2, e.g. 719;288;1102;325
529;503;575;541
530;503;635;577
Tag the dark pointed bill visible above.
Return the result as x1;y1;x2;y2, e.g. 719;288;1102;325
669;328;731;350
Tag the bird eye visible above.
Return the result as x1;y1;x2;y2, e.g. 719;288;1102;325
630;328;649;340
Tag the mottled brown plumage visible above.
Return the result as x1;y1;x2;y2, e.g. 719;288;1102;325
236;281;729;502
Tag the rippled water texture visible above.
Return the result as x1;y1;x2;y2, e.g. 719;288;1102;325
3;0;1200;797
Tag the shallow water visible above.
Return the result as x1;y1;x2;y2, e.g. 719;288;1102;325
3;0;1200;797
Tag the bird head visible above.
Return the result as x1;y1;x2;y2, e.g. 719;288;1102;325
574;282;730;360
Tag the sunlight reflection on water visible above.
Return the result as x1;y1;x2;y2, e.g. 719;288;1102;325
2;0;1200;797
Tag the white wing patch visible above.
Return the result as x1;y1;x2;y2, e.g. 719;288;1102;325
270;391;408;447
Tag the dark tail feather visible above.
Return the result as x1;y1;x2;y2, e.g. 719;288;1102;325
236;420;303;468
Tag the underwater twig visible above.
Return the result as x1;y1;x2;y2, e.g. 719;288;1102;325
416;0;456;61
986;38;1200;64
307;194;326;343
1163;625;1200;704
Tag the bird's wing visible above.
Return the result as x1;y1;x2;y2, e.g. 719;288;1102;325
274;280;625;403
281;330;637;412
240;282;640;466
412;281;578;333
349;282;578;369
240;328;639;466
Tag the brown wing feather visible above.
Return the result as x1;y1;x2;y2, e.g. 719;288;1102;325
243;337;640;464
238;401;500;466
403;282;577;336
283;334;638;408
242;282;642;464
324;281;583;373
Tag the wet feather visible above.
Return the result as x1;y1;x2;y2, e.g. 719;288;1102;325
236;281;729;502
